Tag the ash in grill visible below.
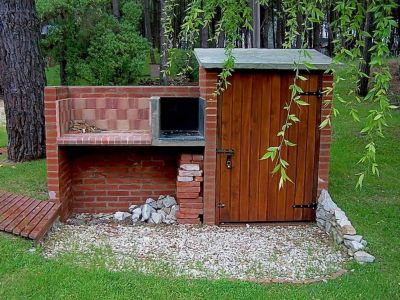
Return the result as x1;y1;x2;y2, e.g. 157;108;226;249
151;97;205;146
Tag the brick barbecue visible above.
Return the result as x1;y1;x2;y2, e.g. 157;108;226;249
44;49;333;225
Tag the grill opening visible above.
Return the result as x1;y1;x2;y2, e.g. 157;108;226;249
160;97;204;139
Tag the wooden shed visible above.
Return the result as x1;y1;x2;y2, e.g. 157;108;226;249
194;49;333;224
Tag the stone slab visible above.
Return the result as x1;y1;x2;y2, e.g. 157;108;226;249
194;48;332;70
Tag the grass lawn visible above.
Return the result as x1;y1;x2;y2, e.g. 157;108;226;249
0;127;47;200
0;68;399;298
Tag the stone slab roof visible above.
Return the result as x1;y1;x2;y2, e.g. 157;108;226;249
194;48;332;71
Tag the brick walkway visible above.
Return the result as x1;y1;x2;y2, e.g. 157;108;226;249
0;191;60;241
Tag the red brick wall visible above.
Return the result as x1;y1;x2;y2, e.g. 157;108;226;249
70;147;178;213
199;68;219;225
317;73;333;194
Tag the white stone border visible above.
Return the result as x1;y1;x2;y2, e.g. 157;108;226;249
316;190;375;263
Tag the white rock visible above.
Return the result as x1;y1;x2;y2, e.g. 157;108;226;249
151;212;163;224
170;204;179;216
158;195;165;200
337;218;351;227
318;190;338;212
177;176;193;182
344;240;364;252
334;209;347;221
158;210;167;218
331;230;343;245
162;207;171;215
354;251;375;263
131;207;142;223
146;198;158;209
132;213;141;223
361;239;368;247
343;234;363;242
141;204;155;221
180;164;200;171
163;196;177;208
128;204;138;213
341;224;356;235
178;170;203;177
114;211;131;221
156;199;164;209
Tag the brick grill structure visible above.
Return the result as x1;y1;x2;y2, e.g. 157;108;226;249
44;56;334;224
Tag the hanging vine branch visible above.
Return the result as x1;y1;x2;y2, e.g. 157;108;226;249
162;0;398;189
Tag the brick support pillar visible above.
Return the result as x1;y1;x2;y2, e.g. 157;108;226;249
199;67;219;225
45;87;72;220
317;73;334;195
176;154;204;224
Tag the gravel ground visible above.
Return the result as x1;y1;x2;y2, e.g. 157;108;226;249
0;99;5;125
43;222;347;282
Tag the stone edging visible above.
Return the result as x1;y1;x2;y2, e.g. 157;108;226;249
316;190;375;263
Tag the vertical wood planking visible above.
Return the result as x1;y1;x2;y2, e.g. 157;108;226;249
218;77;234;222
293;75;310;221
258;73;272;221
248;73;263;221
267;74;281;221
276;74;290;220
239;74;253;221
285;74;299;221
229;73;243;221
304;74;319;220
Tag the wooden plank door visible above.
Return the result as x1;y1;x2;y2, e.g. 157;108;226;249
217;71;322;223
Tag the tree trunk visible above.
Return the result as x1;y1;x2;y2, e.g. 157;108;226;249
358;0;374;97
251;0;261;48
313;21;321;51
159;0;168;85
144;0;156;64
295;11;303;48
0;0;46;162
112;0;120;20
275;0;284;49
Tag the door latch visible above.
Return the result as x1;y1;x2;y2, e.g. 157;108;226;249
216;149;234;169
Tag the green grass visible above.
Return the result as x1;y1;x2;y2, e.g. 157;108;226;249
0;126;47;199
0;67;399;298
0;125;6;147
45;64;61;86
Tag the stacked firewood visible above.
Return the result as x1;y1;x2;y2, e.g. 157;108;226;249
69;120;103;134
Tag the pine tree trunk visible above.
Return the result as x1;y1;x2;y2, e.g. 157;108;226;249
0;0;46;162
358;0;373;97
159;0;168;85
144;0;156;64
112;0;120;20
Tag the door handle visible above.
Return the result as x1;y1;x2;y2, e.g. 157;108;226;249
216;149;234;170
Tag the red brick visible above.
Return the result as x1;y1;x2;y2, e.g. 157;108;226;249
179;202;203;209
176;192;199;199
177;218;200;225
176;181;200;187
176;186;201;193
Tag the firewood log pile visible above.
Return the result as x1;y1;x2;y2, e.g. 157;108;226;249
69;120;103;134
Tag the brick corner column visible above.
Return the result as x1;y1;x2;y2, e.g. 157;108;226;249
317;73;334;196
199;67;219;225
176;154;204;224
44;87;72;220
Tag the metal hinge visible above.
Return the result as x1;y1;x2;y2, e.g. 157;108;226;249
216;149;234;155
217;203;225;208
299;90;323;98
292;203;317;209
